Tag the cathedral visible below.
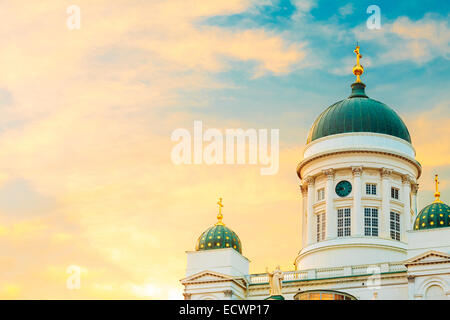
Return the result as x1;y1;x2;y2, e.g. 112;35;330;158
180;47;450;300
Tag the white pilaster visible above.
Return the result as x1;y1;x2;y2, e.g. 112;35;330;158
380;168;392;239
306;176;315;245
408;276;415;300
352;166;363;237
402;175;412;238
300;183;308;248
411;183;419;217
323;169;335;240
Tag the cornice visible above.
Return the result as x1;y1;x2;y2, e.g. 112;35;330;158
297;149;422;180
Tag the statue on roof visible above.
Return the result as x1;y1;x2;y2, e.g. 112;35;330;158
266;265;284;296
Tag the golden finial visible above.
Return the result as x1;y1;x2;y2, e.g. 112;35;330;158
434;174;443;203
352;45;364;83
216;197;225;225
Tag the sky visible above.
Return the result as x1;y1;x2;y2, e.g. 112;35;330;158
0;0;449;299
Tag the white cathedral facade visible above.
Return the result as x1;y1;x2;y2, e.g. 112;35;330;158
180;47;450;300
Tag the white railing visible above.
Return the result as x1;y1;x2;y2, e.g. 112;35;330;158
352;265;370;275
316;267;345;279
248;262;406;284
249;275;269;284
389;262;408;272
283;270;309;281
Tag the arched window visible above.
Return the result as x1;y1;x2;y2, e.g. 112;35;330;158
294;290;356;300
426;285;446;300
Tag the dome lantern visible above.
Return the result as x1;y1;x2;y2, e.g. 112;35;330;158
349;82;368;98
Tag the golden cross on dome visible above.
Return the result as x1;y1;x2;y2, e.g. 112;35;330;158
352;45;364;83
434;174;443;203
216;197;225;225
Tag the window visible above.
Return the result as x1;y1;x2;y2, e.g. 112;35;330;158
391;187;399;199
316;212;326;242
321;293;334;300
309;292;321;300
364;208;378;236
337;208;351;237
366;183;377;195
390;212;400;241
317;188;325;201
295;290;356;300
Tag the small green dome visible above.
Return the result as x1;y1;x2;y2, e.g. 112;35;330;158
414;202;450;230
195;224;242;254
265;295;285;300
307;82;411;144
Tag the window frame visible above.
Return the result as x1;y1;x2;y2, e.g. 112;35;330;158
316;212;326;242
365;183;377;195
391;187;399;200
337;208;351;237
317;188;325;201
364;207;379;236
390;211;401;241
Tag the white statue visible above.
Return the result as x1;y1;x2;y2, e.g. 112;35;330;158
266;265;284;296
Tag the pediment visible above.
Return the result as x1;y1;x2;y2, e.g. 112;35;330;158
180;270;247;287
405;250;450;266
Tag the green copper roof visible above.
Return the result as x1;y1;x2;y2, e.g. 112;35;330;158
414;202;450;230
195;224;242;254
307;82;411;144
265;295;285;300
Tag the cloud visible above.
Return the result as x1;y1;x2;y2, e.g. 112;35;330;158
353;14;450;65
140;26;307;75
0;179;55;218
291;0;317;19
338;3;354;17
0;89;13;108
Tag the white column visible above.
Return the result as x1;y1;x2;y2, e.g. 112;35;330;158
323;169;335;240
408;276;415;300
411;183;419;217
352;166;363;237
300;183;308;248
380;168;392;239
402;175;412;237
306;176;315;245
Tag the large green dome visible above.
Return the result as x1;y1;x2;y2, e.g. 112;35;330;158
414;202;450;230
195;224;242;254
307;82;411;144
